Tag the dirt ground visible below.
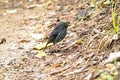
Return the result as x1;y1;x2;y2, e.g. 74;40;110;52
0;0;120;80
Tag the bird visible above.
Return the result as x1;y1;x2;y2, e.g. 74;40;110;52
44;21;70;51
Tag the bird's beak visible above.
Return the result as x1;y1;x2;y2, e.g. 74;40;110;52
66;21;70;26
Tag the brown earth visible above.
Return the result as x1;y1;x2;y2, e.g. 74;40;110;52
0;0;120;80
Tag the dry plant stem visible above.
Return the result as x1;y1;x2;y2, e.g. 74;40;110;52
50;60;81;76
86;33;99;48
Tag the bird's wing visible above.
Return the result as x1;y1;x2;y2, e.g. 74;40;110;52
44;30;59;51
47;30;59;43
53;30;66;44
43;42;49;51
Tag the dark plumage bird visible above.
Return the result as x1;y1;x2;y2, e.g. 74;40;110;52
44;21;70;51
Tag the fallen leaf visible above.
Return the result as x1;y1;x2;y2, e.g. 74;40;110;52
45;0;52;7
36;4;45;7
35;51;46;58
6;9;17;13
68;23;75;29
105;64;115;69
48;64;61;68
33;42;52;50
33;42;47;50
75;38;82;45
18;39;30;43
27;4;36;9
29;15;39;19
36;24;42;29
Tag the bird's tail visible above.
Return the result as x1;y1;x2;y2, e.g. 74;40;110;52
43;42;48;51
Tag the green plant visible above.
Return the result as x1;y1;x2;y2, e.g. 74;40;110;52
111;2;120;34
95;65;118;80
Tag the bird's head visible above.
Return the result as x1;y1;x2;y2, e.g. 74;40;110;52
64;21;70;28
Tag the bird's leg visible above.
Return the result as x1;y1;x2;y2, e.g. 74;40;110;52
56;43;60;49
44;42;49;51
53;43;60;53
53;44;56;51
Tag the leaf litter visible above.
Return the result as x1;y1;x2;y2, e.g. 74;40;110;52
0;0;120;80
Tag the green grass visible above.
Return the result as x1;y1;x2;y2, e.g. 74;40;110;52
111;2;120;34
